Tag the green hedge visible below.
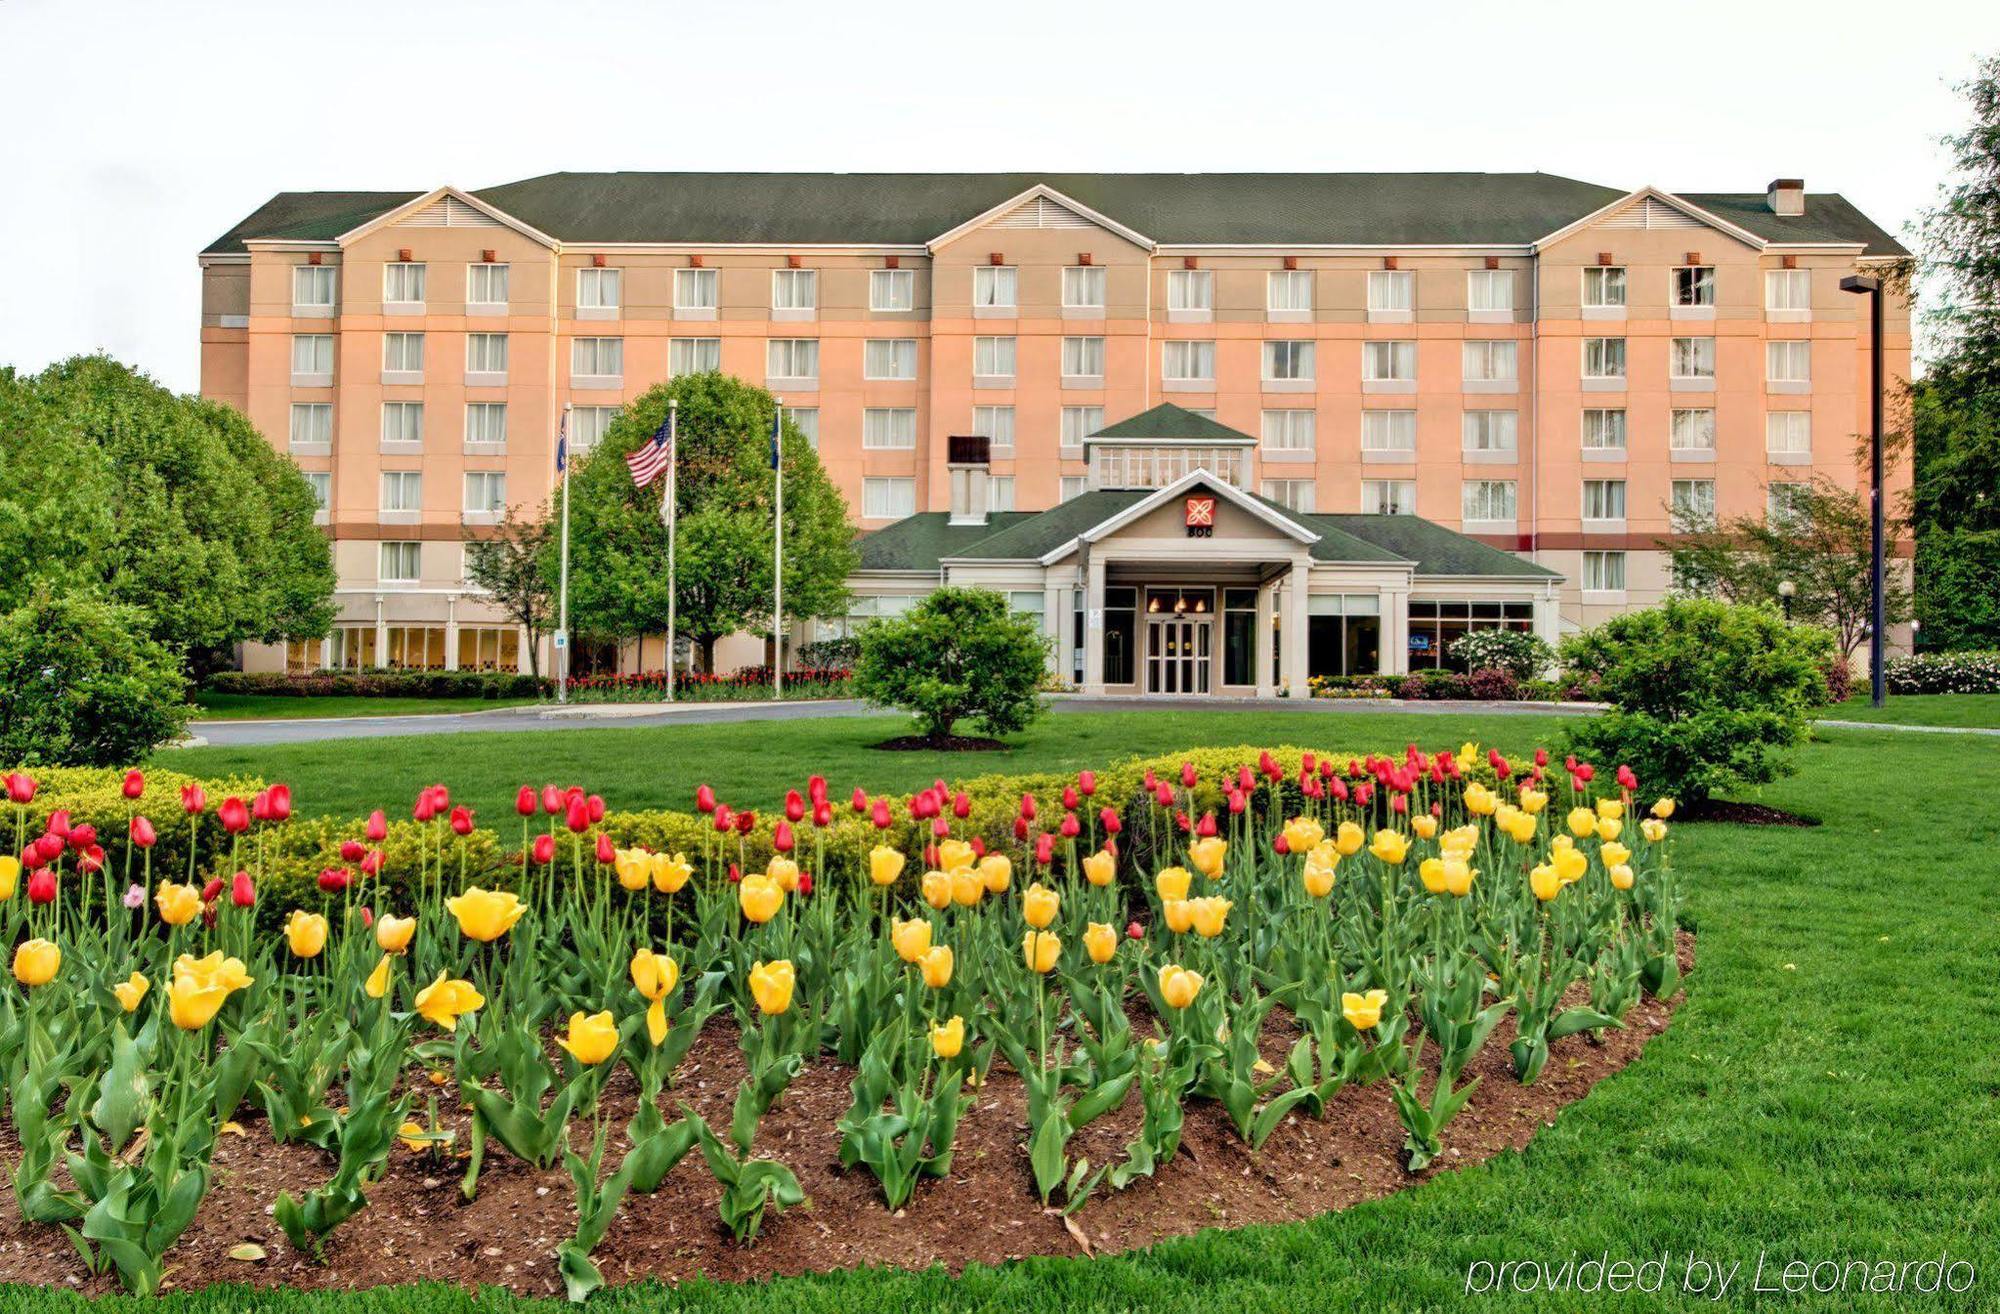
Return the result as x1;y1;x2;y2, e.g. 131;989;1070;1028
1;765;267;877
201;670;550;700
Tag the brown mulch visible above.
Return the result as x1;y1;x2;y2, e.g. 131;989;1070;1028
1682;800;1819;827
0;932;1693;1298
868;735;1008;753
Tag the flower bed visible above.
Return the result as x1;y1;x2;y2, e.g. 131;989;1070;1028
566;666;853;704
1309;671;1574;702
1884;650;2000;695
203;670;550;700
0;744;1687;1300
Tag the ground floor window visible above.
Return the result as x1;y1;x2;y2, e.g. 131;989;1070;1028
284;639;325;674
1080;586;1137;686
384;625;447;670
1222;589;1258;686
1407;600;1534;671
457;626;520;671
1307;594;1383;678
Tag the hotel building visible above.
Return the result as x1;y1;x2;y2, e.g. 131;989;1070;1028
199;172;1908;694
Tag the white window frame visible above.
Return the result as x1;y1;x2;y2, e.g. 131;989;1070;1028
1766;410;1812;456
463;471;508;516
380;401;424;446
1671;478;1717;526
1262;340;1315;383
1467;269;1514;313
1581;408;1628;451
861;408;917;450
1166;269;1213;312
1462;340;1518;383
292;265;336;308
303;471;331;510
870;268;914;312
1161;340;1216;383
1367;269;1414;313
1360;410;1417;452
673;268;718;310
288;402;333;449
972;265;1018;310
1361;479;1416;515
972;335;1016;379
381;469;423;513
1582;266;1627;308
766;338;819;381
1671;408;1717;453
1462;410;1518;454
1261;479;1316;513
1062;336;1105;379
1260;409;1315;452
1582;337;1626;380
771;268;817;311
1362;340;1416;382
668;337;720;376
467;263;509;307
465;332;509;375
864;338;918;380
1462;479;1518;522
1267;270;1313;313
861;477;916;521
379;541;421;583
988;476;1016;512
1671;337;1717;380
577;267;623;311
382;331;424;373
383;261;426;305
1061;406;1104;448
1673;265;1717;307
1582;478;1628;522
1059;475;1088;503
572;337;625;379
1766;269;1811;313
465;402;508;446
788;407;819;449
1582;550;1626;593
291;333;334;377
1767;340;1812;384
972;405;1015;449
570;405;617;453
1768;482;1811;526
1062;266;1107;309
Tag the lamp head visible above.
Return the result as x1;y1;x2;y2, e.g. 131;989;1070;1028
1839;274;1880;295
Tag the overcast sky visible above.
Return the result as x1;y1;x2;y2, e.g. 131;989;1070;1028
2;0;1993;394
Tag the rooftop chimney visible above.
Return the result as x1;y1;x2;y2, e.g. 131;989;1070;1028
947;434;992;526
1767;178;1805;216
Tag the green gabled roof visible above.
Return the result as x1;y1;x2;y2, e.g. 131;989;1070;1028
1680;192;1907;257
204;190;423;255
937;490;1152;561
1089;404;1256;445
853;511;1042;572
1304;514;1559;578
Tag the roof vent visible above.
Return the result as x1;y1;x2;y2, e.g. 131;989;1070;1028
947;435;991;527
1767;178;1805;216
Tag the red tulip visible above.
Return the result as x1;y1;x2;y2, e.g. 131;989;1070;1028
1616;764;1638;790
543;783;565;815
362;809;386;842
1533;748;1549;767
1238;765;1254;792
180;783;206;814
850;787;868;813
27;868;57;903
870;799;892;830
515;785;537;816
807;775;828;806
1431;801;1444;818
412;793;436;824
695;783;718;814
773;820;795;853
1078;770;1096;797
797;872;814;896
734;810;755;836
358;905;374;928
4;772;35;805
1153;782;1174;808
1012;816;1030;842
1273;834;1290;856
727;863;742;883
533;833;556;864
1226;789;1245;815
1061;785;1078;811
1143;769;1157;791
130;816;157;848
1126;920;1144;940
1099;806;1122;835
219;797;250;834
26;835;57;867
339;839;365;862
231;870;256;908
970;836;986;858
784;790;805;823
586;794;605;823
1259;751;1281;782
952;791;971;819
565;796;590;834
1174;811;1191;833
361;848;385;876
1058;812;1080;839
201;876;224;902
1195;811;1217;838
595;832;616;864
45;810;71;841
931;816;949;838
268;784;292;822
1575;763;1595;784
122;769;145;800
812;800;833;827
252;790;274;822
1390;794;1408;814
923;843;939;868
1034;833;1054;864
450;806;474;836
713;806;734;834
318;867;351;892
1355;782;1374;807
1019;793;1037;821
68;823;98;852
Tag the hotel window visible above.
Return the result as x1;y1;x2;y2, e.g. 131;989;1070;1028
293;265;336;308
1363;341;1416;382
673;268;717;310
381;401;424;444
1361;410;1416;453
1063;336;1106;378
989;476;1016;512
380;541;421;583
870;268;915;311
771;268;817;311
1261;409;1315;452
1406;599;1533;671
1768;481;1811;526
1767;341;1811;384
288;402;332;448
1222;589;1259;686
1582;550;1626;592
767;338;819;380
1060;475;1087;502
1467;270;1514;312
973;336;1016;379
382;626;446;669
668;338;719;376
1263;341;1314;382
1582;408;1628;451
457;626;521;672
861;408;917;449
1162;340;1215;382
1361;479;1416;515
1673;265;1716;306
573;337;624;378
1671;478;1717;526
1462;479;1517;522
1671;337;1716;379
1463;410;1518;453
1462;341;1517;383
569;406;617;453
1582;266;1627;307
972;405;1015;448
383;332;424;372
973;266;1017;309
1671;408;1717;451
465;332;509;375
1367;270;1414;312
1062;266;1106;309
303;471;330;510
381;470;422;512
1582;337;1626;379
464;471;507;514
1767;411;1811;455
467;263;509;306
1167;269;1213;311
465;403;508;445
864;338;918;380
292;334;334;374
383;261;426;305
1582;478;1627;521
577;267;622;311
1262;479;1316;512
1767;270;1811;312
787;407;819;449
1061;406;1104;446
1268;270;1313;312
861;477;916;520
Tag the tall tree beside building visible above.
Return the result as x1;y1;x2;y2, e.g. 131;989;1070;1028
558;372;855;673
462;506;556;677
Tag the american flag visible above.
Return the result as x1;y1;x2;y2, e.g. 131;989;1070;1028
625;415;672;488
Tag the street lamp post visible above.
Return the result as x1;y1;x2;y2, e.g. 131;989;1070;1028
1778;578;1796;622
1839;273;1886;709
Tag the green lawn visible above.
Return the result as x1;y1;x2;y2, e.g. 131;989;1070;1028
190;693;543;722
44;715;1996;1311
1817;692;2000;729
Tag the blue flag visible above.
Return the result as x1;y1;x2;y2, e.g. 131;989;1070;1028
555;412;568;475
769;409;783;470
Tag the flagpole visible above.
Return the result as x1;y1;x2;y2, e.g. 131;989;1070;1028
664;399;678;704
773;399;784;702
556;403;572;705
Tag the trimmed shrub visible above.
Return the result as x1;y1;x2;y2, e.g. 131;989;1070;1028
0;765;266;879
202;670;549;700
1463;667;1521;701
1448;629;1555;680
854;587;1048;742
0;591;190;766
1883;650;2000;695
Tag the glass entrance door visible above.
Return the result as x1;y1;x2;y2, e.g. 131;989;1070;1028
1147;618;1212;694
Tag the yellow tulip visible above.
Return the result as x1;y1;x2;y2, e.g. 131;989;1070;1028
1342;988;1389;1031
1455;741;1480;772
285;910;329;959
1163;898;1195;934
555;1010;619;1065
738;873;783;924
0;855;17;901
920;870;952;910
112;971;149;1013
1566;807;1597;838
168;977;230;1030
1334;820;1366;856
749;959;796;1015
892;917;933;963
1530;863;1563;901
365;954;392;1000
1518;788;1549;815
767;857;800;894
1411;814;1439;840
1641;818;1669;843
1021;929;1061;974
1443;857;1476;897
1281;816;1325;853
1022;882;1060;929
920;944;954;989
1595;797;1625;821
646;997;669;1047
1419;857;1448;894
937;838;976;873
11;938;59;987
1302;841;1338;897
950;866;985;907
613;847;653;892
1082;849;1116;888
155;881;201;927
1155;865;1192;902
930;1015;965;1060
1596;817;1623;842
1369;829;1409;865
1187;836;1227;879
630;947;680;1001
1158;963;1204;1010
397;1120;432;1153
1651;797;1677;820
1187;895;1232;939
1083;921;1117;964
979;853;1013;893
1609;863;1636;891
1463;783;1498;817
174;950;253;995
1600;841;1631;869
1502;810;1538;845
445;887;526;942
376;913;416;955
1555;846;1588;884
652;851;693;893
868;846;906;887
1441;824;1480;858
413;972;484;1030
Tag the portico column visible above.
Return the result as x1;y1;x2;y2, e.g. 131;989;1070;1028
444;594;459;671
1533;591;1560;649
1081;553;1107;695
1254;578;1275;698
1282;556;1310;697
373;596;386;669
1043;581;1066;678
1384;588;1411;675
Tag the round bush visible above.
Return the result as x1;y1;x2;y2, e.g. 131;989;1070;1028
0;590;189;767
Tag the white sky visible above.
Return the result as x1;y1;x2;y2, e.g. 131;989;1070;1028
2;0;1994;394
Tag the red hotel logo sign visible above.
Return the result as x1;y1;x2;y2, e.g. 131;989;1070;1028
1185;496;1216;537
